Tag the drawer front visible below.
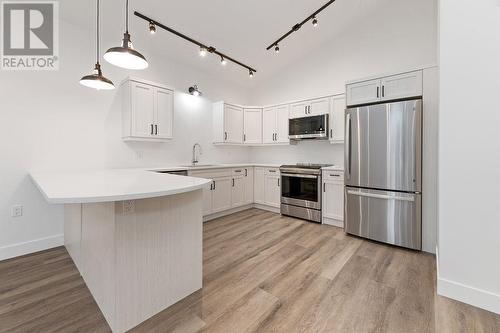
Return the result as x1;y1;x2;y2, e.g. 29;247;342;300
323;171;344;182
189;169;231;179
345;187;421;250
264;168;279;176
232;168;245;176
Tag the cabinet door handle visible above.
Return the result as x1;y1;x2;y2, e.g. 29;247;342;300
330;129;333;138
232;178;235;187
268;170;276;173
305;106;307;114
213;180;216;190
243;134;246;142
323;182;326;192
245;168;248;177
308;105;311;114
330;174;341;177
382;85;385;98
224;132;228;141
377;86;380;98
210;182;213;190
278;178;280;187
155;124;158;135
151;124;154;135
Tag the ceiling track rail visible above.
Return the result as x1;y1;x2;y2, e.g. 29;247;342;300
266;0;336;51
134;11;257;74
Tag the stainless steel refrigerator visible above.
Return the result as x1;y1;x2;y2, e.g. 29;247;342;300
344;99;422;250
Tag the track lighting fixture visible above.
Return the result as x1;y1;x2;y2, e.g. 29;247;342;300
80;0;115;90
266;0;335;52
188;85;202;96
249;70;254;78
199;46;207;57
134;12;257;77
149;21;156;34
104;0;148;70
274;45;280;53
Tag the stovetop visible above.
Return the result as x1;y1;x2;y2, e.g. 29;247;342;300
280;163;332;170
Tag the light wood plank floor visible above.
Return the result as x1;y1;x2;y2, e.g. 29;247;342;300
1;209;499;332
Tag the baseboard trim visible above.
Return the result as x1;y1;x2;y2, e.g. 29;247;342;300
252;203;280;213
0;234;64;261
437;276;500;315
203;205;254;222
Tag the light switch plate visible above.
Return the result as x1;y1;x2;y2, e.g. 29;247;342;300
123;201;135;215
11;205;23;217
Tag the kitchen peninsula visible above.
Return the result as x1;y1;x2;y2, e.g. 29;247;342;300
30;169;211;333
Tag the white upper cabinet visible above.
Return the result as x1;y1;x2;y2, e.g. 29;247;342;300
155;88;174;139
346;70;423;106
263;105;289;144
330;95;346;144
346;79;381;107
309;97;330;116
263;107;276;144
243;108;262;144
213;102;244;144
290;101;309;119
275;105;289;143
122;78;174;141
289;97;330;119
380;71;423;101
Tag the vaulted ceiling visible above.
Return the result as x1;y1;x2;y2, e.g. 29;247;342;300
61;0;430;86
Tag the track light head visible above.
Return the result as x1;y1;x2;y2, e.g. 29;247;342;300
149;22;156;34
220;56;227;66
199;46;207;57
249;70;254;78
188;85;202;96
274;45;280;53
312;16;318;27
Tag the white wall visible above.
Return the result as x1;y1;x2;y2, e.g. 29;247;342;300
249;0;437;165
0;18;251;260
438;0;500;314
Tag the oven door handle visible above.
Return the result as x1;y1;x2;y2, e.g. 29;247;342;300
281;173;319;179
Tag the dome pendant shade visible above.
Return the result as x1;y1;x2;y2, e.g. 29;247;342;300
80;62;115;90
104;32;148;70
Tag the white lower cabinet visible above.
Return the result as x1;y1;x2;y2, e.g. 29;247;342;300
322;170;344;227
243;167;254;205
190;167;259;218
212;177;232;213
254;167;265;204
254;167;280;208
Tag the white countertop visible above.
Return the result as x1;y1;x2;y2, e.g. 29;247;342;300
31;169;211;204
148;163;282;172
321;165;344;171
31;163;338;204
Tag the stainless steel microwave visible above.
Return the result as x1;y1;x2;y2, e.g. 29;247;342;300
289;114;329;140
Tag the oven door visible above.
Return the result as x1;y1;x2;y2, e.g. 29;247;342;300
280;173;321;209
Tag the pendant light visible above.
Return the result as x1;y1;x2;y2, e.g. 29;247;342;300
104;0;148;70
80;0;115;90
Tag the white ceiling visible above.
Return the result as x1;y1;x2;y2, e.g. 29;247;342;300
61;0;388;86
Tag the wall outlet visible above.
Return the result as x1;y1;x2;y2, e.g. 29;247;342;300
11;205;23;218
123;201;135;215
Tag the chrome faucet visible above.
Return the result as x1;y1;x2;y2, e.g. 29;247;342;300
192;143;202;165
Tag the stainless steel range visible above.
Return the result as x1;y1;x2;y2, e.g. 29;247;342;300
279;163;331;223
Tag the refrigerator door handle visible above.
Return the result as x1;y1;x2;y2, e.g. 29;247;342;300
345;113;352;180
347;190;415;202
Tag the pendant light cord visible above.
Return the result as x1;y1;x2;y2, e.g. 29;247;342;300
125;0;129;33
96;0;100;63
